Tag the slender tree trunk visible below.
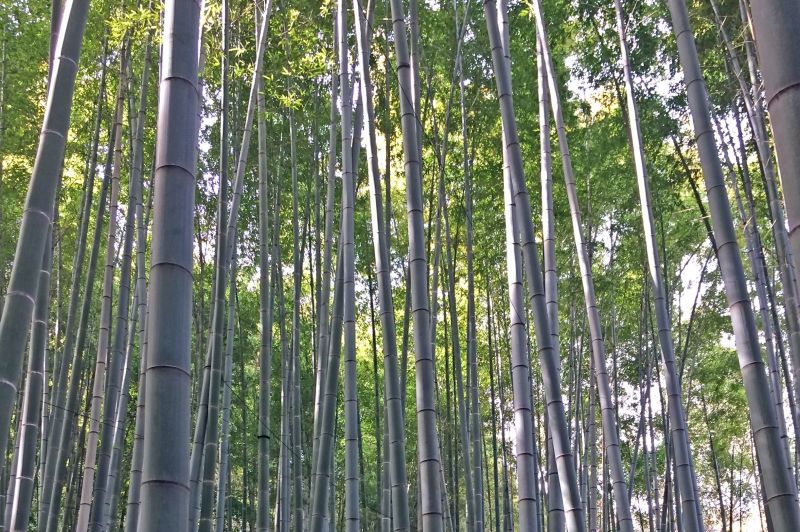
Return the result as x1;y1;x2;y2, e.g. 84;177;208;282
352;0;410;528
587;348;598;532
311;22;338;495
124;166;154;532
88;50;139;532
537;31;564;532
442;192;476;531
484;1;584;530
309;226;346;530
451;4;484;526
487;287;501;532
105;282;139;529
197;2;231;527
387;0;445;529
335;2;360;528
215;258;237;532
256;4;274;529
76;48;128;532
120;18;154;527
533;2;633;526
45;115;115;532
615;0;708;527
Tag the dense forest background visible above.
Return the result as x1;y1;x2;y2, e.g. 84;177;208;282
0;0;798;530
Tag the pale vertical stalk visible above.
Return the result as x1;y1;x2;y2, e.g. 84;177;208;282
121;15;154;526
487;287;502;532
335;1;359;529
104;289;138;530
256;4;273;529
309;198;346;528
124;161;154;532
613;0;707;527
500;161;541;532
442;194;476;532
215;258;237;532
587;361;597;532
105;23;152;527
77;51;128;531
352;0;410;528
387;0;444;528
283;24;304;532
536;30;564;532
277;207;291;532
311;24;338;491
192;6;271;527
531;1;633;527
89;53;140;532
197;1;231;527
459;2;483;525
665;0;799;527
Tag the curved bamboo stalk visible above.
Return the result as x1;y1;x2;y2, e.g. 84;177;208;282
483;1;584;529
0;0;89;483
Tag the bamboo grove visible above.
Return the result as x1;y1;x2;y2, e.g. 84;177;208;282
1;0;800;529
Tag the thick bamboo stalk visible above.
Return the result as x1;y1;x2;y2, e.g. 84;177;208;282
138;0;201;528
748;0;800;309
0;0;89;480
665;0;800;527
8;228;52;531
